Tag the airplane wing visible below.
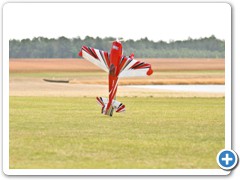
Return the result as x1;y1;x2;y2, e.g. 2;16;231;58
118;56;153;77
79;46;110;72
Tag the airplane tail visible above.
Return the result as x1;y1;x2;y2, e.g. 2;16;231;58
96;97;125;116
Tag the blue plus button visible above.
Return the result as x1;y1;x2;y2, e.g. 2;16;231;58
217;149;238;170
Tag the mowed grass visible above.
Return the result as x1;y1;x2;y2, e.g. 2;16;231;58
10;96;224;169
10;70;224;78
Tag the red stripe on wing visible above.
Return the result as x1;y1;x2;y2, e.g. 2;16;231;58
116;105;125;112
119;56;132;73
131;62;151;70
103;51;110;68
81;46;99;60
89;47;99;60
96;97;104;107
82;46;89;53
130;61;153;76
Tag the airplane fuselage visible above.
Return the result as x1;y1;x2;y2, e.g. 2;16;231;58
105;41;123;116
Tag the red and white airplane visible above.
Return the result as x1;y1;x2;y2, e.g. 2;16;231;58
78;39;153;116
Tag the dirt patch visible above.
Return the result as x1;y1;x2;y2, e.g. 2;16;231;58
9;58;225;97
10;78;224;98
9;58;225;72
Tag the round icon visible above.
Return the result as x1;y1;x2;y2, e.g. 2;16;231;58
216;149;238;170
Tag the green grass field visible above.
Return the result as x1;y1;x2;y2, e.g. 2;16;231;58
10;96;224;169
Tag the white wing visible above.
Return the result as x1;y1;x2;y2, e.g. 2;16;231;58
118;56;153;77
79;46;110;72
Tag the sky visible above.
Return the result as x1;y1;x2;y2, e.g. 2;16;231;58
4;2;231;42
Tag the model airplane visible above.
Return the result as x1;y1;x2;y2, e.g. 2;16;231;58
78;39;153;116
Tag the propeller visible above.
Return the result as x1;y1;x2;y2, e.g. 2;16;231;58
117;37;125;42
108;37;126;43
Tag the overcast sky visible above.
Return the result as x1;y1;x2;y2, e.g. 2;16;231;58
4;2;230;42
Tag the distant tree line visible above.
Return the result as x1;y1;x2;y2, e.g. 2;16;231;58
9;35;224;58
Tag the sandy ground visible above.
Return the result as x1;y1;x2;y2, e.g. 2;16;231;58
70;77;225;85
10;78;224;98
9;58;225;97
9;58;225;72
